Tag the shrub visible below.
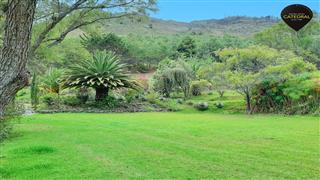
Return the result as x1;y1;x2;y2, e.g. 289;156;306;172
63;96;82;107
154;69;174;97
0;103;23;142
252;72;319;114
42;93;59;106
153;65;192;98
177;36;197;58
155;99;182;111
136;73;150;90
186;101;194;106
125;89;139;103
136;63;151;73
146;92;158;104
215;102;224;109
89;96;120;108
191;80;211;96
113;93;126;102
0;118;12;142
76;87;89;104
195;102;209;111
177;99;184;104
191;82;201;96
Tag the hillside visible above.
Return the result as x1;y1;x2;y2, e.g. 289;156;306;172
84;16;279;37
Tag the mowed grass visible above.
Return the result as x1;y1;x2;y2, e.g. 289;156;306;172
0;113;319;179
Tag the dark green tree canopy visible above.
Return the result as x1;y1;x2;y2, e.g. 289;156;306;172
81;33;128;56
177;36;197;58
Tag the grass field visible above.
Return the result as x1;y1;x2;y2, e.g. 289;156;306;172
0;113;319;179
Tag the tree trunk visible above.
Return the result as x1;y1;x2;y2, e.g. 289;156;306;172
245;93;251;113
95;87;109;101
0;0;37;118
218;90;224;98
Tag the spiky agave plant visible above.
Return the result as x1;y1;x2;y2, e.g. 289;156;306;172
63;51;139;101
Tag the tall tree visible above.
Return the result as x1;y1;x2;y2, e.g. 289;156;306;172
0;0;157;117
0;0;37;117
217;45;293;113
177;36;196;58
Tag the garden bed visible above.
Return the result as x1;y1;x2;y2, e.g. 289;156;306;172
35;102;169;114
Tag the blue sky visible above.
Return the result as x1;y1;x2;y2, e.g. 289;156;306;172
151;0;320;22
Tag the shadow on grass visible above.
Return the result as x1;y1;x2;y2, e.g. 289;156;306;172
11;145;57;155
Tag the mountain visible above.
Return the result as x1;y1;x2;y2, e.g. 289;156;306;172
88;16;279;37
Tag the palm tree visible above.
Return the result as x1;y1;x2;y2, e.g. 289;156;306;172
63;51;139;101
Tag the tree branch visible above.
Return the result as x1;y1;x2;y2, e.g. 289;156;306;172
31;0;87;54
31;0;155;55
76;0;135;10
46;13;134;47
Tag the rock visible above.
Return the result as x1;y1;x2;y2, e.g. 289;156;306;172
195;102;209;111
177;99;184;104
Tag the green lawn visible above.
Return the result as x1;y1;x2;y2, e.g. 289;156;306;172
0;113;319;179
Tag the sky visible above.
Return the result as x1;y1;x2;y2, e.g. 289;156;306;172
151;0;320;22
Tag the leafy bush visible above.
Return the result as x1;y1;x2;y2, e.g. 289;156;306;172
153;69;174;97
0;118;12;142
154;99;182;111
191;82;201;96
125;89;139;103
177;99;184;104
186;101;194;106
252;72;319;114
152;58;195;98
198;63;228;97
177;36;197;58
194;102;209;111
191;80;211;96
89;96;120;108
0;103;23;142
63;96;82;107
113;93;126;102
76;87;89;104
154;68;191;98
136;63;152;73
139;95;148;102
42;93;59;107
215;102;224;109
136;73;150;90
146;92;158;104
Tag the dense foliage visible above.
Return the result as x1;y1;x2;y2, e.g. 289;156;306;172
81;33;129;56
11;14;320;115
254;16;320;69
